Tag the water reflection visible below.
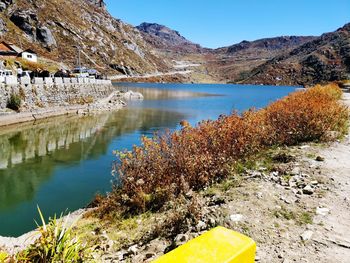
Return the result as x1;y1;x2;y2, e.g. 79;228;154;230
0;115;108;170
123;87;219;100
0;107;186;236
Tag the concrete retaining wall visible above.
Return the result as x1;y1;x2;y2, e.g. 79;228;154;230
44;77;53;85
0;82;115;109
20;77;31;85
5;76;18;86
0;77;112;86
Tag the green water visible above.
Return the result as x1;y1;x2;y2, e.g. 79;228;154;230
0;83;296;237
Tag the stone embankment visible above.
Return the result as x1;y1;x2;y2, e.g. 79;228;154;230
0;78;129;127
0;77;113;109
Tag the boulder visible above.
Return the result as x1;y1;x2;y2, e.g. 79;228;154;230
122;91;144;100
110;64;135;75
0;3;6;12
36;26;57;49
0;18;7;35
0;0;12;12
10;10;38;37
10;10;56;50
85;0;106;9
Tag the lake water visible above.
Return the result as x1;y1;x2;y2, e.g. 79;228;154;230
0;83;296;237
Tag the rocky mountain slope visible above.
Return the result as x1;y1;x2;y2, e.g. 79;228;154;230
136;22;205;54
237;23;350;85
0;0;169;75
135;22;317;83
135;22;323;84
206;36;316;82
218;36;316;54
137;20;350;85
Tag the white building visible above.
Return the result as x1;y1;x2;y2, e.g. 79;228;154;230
20;49;38;63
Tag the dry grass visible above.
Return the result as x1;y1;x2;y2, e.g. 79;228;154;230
3;58;60;73
96;83;348;217
67;96;94;105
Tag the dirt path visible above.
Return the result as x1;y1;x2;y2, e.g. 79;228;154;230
311;93;350;262
315;135;350;262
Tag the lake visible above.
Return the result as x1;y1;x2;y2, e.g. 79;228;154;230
0;83;296;237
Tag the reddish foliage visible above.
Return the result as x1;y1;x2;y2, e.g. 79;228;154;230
98;83;348;215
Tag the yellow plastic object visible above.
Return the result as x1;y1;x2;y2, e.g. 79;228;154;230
153;226;256;263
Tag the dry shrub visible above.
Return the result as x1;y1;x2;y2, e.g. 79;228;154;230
265;83;347;145
17;58;46;72
98;83;348;216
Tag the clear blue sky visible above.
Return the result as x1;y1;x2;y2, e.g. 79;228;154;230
105;0;350;48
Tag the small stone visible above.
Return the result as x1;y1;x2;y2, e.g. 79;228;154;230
303;185;314;195
185;190;194;198
174;234;188;244
315;156;325;162
230;214;243;222
290;167;301;175
107;240;114;251
301;230;313;241
208;217;216;226
196;220;207;231
250;171;262;178
299;145;310;149
270;171;279;177
310;180;318;185
292;188;298;195
316;207;330;216
208;195;225;206
116;250;127;261
280;196;290;204
280;196;296;204
145;253;155;259
128;244;138;255
256;192;263;199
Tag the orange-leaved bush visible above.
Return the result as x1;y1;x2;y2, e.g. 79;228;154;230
265;83;347;145
98;83;348;215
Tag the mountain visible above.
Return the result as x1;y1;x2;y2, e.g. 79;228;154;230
0;0;169;75
237;23;350;85
136;22;205;54
137;20;349;85
218;36;316;54
206;36;316;82
135;22;318;83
